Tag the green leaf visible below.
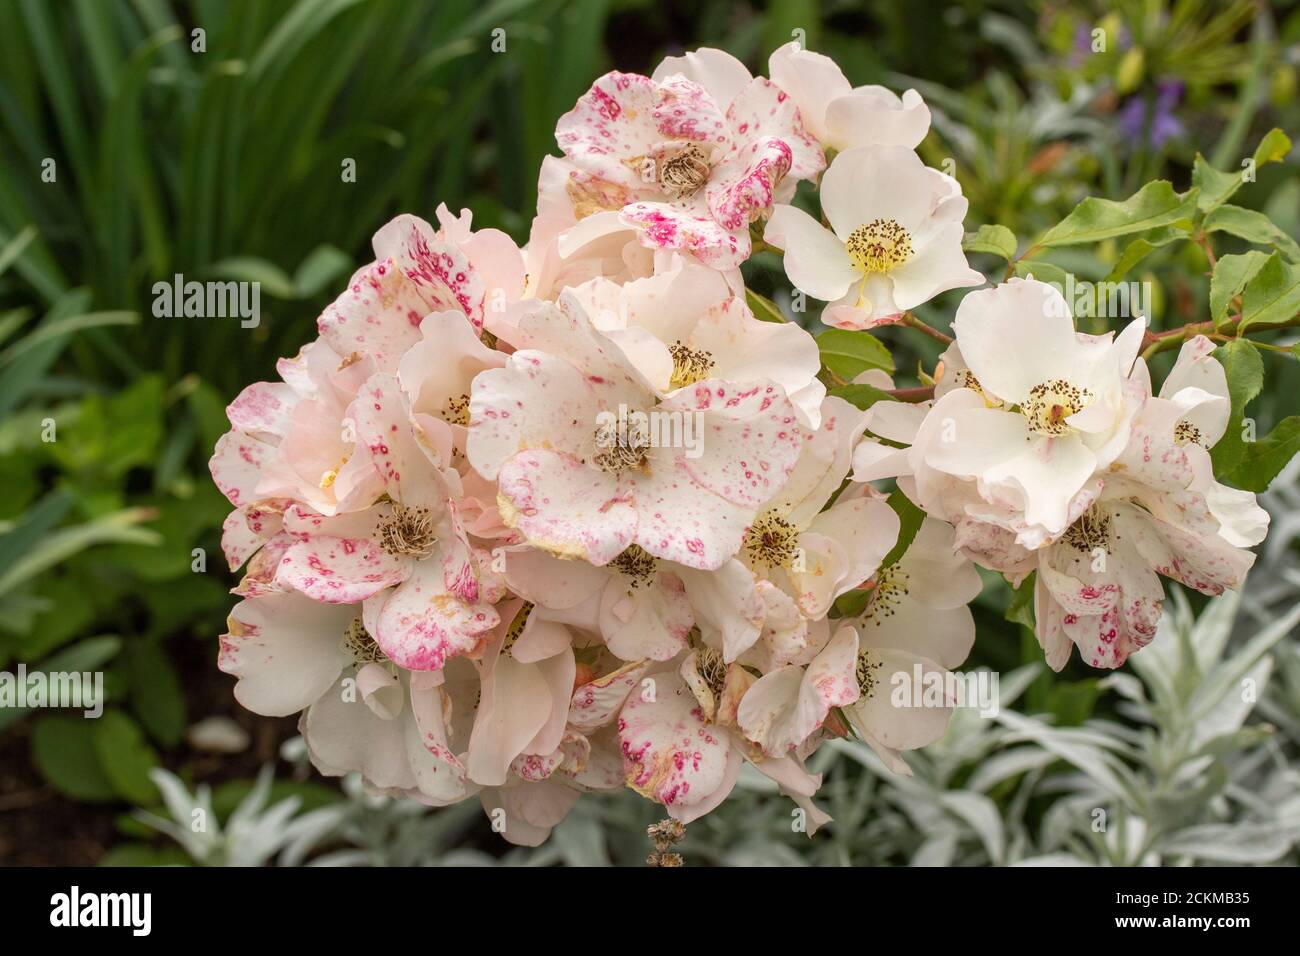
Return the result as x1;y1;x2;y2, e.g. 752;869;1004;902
1237;252;1300;334
186;380;233;451
47;375;165;478
1209;251;1269;327
32;715;116;801
1217;416;1300;493
1005;572;1036;630
99;844;193;867
124;640;186;746
1251;128;1293;168
1193;153;1247;213
92;710;161;805
1103;226;1189;284
744;288;786;323
294;244;352;298
1012;259;1070;289
0;508;160;600
832;492;925;618
817;328;894;378
0;635;121;731
1209;339;1265;474
827;382;894;412
0;311;137;368
1037;181;1198;248
0;224;37;277
1203;204;1300;262
880;491;925;572
204;257;298;299
962;224;1017;261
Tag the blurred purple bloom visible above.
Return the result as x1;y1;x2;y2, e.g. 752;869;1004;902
1118;79;1184;149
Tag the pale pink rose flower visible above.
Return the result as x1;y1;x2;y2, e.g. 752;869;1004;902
769;42;931;152
555;61;823;268
738;396;899;617
272;373;499;671
569;260;826;427
765;146;983;330
467;294;803;571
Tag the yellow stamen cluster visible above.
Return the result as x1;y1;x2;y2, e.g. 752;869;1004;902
1174;420;1203;447
443;393;471;427
593;420;650;474
1063;507;1113;555
668;342;714;390
862;565;910;626
856;649;884;699
744;510;800;569
610;544;657;588
846;219;914;274
1023;379;1091;436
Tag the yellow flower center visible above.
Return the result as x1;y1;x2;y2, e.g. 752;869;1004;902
443;393;471;427
668;342;714;390
855;649;884;699
609;544;657;588
593;418;650;474
744;510;800;569
845;219;914;274
1023;379;1091;436
1174;420;1203;447
341;617;387;665
1063;506;1113;555
862;565;910;626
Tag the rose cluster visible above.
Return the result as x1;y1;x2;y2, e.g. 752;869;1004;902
210;46;1267;844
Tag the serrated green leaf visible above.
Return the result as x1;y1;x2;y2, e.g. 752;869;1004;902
1038;181;1198;248
1209;251;1269;326
1217;416;1300;493
962;224;1017;261
1203;204;1300;262
1193;153;1247;213
1209;339;1265;474
817;328;894;378
879;492;925;572
1238;252;1300;334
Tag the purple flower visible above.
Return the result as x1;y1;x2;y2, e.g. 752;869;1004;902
1118;79;1184;149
